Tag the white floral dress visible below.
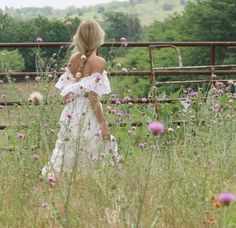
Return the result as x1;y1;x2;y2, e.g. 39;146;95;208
41;68;118;176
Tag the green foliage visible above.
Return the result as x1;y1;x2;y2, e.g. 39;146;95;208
2;0;189;25
103;12;142;41
0;49;25;71
0;12;81;71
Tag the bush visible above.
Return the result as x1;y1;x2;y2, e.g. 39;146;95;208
0;49;25;72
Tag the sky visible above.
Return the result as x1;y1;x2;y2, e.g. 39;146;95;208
0;0;126;9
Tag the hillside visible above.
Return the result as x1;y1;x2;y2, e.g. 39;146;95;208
3;0;192;25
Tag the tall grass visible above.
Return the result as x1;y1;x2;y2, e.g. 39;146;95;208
1;74;236;227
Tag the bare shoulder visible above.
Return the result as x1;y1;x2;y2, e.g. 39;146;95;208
87;55;106;74
99;56;106;64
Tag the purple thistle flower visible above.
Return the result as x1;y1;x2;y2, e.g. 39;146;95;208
0;105;4;109
115;99;121;105
138;143;145;149
124;96;131;102
184;97;192;104
218;192;236;205
17;132;25;139
65;111;72;119
191;92;198;97
213;104;221;113
47;174;56;186
95;73;101;83
35;37;43;42
148;121;164;135
141;97;148;103
110;109;117;114
121;68;128;73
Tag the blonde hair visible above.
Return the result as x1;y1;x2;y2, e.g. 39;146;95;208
72;19;105;54
71;20;105;76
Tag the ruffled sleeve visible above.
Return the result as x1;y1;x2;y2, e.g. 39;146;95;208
60;71;111;97
55;68;75;91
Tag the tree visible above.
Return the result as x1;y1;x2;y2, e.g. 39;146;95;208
103;12;142;41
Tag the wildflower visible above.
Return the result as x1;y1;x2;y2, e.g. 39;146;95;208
29;92;43;105
35;76;41;82
128;102;133;106
213;104;221;113
217;89;224;95
42;202;48;208
121;68;128;73
47;174;56;186
191;91;198;97
124;96;131;102
167;127;174;132
33;154;39;160
141;97;148;103
207;159;214;165
110;109;117;114
207;217;216;222
65;111;72;119
115;99;121;105
81;54;87;61
95;73;101;83
148;121;164;135
65;21;72;26
228;80;234;85
0;80;3;84
213;201;222;207
48;74;53;79
138;143;145;149
17;132;25;139
131;126;136;131
184;97;192;104
24;75;30;80
0;105;4;109
178;111;185;117
132;67;137;71
117;112;123;116
218;192;236;205
210;195;217;200
49;128;54;133
198;102;203;107
35;37;43;42
116;63;121;68
211;74;217;79
120;37;127;42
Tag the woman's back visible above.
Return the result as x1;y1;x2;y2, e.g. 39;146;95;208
68;52;106;78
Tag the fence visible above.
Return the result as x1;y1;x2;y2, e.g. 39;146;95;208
1;41;236;131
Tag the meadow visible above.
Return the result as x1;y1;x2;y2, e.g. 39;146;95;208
1;66;236;227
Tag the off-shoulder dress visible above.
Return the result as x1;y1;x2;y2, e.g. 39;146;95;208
41;68;118;176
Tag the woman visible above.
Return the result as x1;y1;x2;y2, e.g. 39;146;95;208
41;20;119;176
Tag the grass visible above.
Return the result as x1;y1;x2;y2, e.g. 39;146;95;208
1;77;236;226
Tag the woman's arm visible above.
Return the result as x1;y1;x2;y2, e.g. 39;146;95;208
88;91;110;140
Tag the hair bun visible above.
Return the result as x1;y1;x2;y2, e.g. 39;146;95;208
81;54;87;61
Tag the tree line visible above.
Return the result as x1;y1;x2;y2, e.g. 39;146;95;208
0;0;235;73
